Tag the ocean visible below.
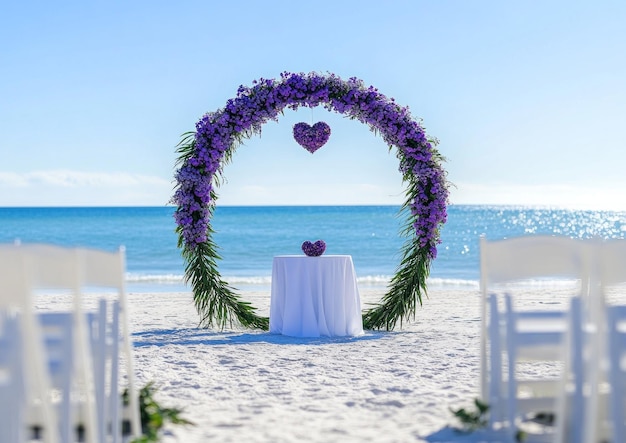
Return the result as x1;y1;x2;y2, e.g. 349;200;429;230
2;205;626;292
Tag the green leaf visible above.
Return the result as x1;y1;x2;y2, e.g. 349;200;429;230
172;74;450;332
128;382;195;443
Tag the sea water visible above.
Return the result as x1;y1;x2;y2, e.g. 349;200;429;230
1;205;626;292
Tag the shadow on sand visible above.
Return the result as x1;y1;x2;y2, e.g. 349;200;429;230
132;327;387;347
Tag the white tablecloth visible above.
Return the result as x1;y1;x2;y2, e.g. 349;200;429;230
269;255;364;337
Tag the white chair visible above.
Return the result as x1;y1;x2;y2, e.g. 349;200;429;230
22;244;100;443
553;296;586;443
0;311;27;443
0;244;59;443
39;301;126;443
486;294;505;426
503;294;570;443
607;304;626;443
1;243;141;443
590;239;626;443
38;311;89;443
555;238;626;443
25;244;141;443
87;299;125;443
479;235;591;442
77;246;140;443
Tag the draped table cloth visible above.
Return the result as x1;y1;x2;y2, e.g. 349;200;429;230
269;255;364;337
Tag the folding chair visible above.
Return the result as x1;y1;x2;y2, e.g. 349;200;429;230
23;244;141;443
490;293;585;443
553;296;586;443
0;312;27;443
607;304;626;443
38;300;125;443
503;293;570;442
38;311;86;443
479;235;591;442
0;244;59;443
87;298;125;443
486;293;505;426
3;243;141;443
77;246;140;443
19;243;100;443
554;239;626;443
588;239;626;443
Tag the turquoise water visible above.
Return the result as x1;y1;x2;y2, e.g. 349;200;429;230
1;205;626;292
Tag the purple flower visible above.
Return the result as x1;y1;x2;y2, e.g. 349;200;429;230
293;122;331;153
302;240;326;257
173;72;449;256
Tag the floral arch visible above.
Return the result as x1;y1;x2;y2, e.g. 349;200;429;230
172;72;449;331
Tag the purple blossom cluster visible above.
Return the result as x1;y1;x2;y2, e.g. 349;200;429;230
172;72;449;257
293;122;331;153
302;240;326;257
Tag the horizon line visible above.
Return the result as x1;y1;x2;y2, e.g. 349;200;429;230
0;203;624;211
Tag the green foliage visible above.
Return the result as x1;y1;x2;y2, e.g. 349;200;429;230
178;167;437;331
450;398;489;433
362;235;430;330
174;131;196;166
450;399;528;442
173;133;270;330
126;382;194;443
361;186;432;330
175;85;448;332
182;233;269;330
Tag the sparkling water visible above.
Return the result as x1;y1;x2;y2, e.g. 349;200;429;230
2;205;625;292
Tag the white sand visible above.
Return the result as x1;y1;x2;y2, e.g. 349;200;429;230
36;285;589;443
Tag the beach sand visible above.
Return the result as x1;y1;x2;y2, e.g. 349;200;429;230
36;286;583;443
129;287;483;443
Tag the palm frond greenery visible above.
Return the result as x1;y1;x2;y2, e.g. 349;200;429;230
172;72;449;331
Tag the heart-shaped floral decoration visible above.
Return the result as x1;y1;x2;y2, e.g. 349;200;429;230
293;122;331;153
301;240;326;257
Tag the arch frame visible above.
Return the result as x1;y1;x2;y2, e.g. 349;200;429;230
172;72;449;330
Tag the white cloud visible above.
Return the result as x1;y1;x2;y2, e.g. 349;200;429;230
3;170;625;210
0;170;169;188
0;170;173;206
0;172;30;187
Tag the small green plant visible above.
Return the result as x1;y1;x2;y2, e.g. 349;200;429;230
450;398;489;433
450;399;527;442
124;382;194;443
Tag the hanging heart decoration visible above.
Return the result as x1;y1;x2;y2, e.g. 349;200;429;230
301;240;326;257
293;122;331;153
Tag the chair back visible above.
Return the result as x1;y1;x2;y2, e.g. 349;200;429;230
0;312;27;443
479;235;591;402
479;235;591;290
19;244;79;291
598;239;626;296
76;246;140;442
607;305;626;443
0;242;140;443
78;246;126;291
583;239;626;443
38;312;76;443
0;244;60;443
0;244;31;309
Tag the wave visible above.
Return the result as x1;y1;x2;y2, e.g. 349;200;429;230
126;273;186;284
125;273;274;286
427;278;480;288
427;277;582;290
125;273;581;292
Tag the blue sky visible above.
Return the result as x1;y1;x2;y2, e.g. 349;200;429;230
1;1;625;208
